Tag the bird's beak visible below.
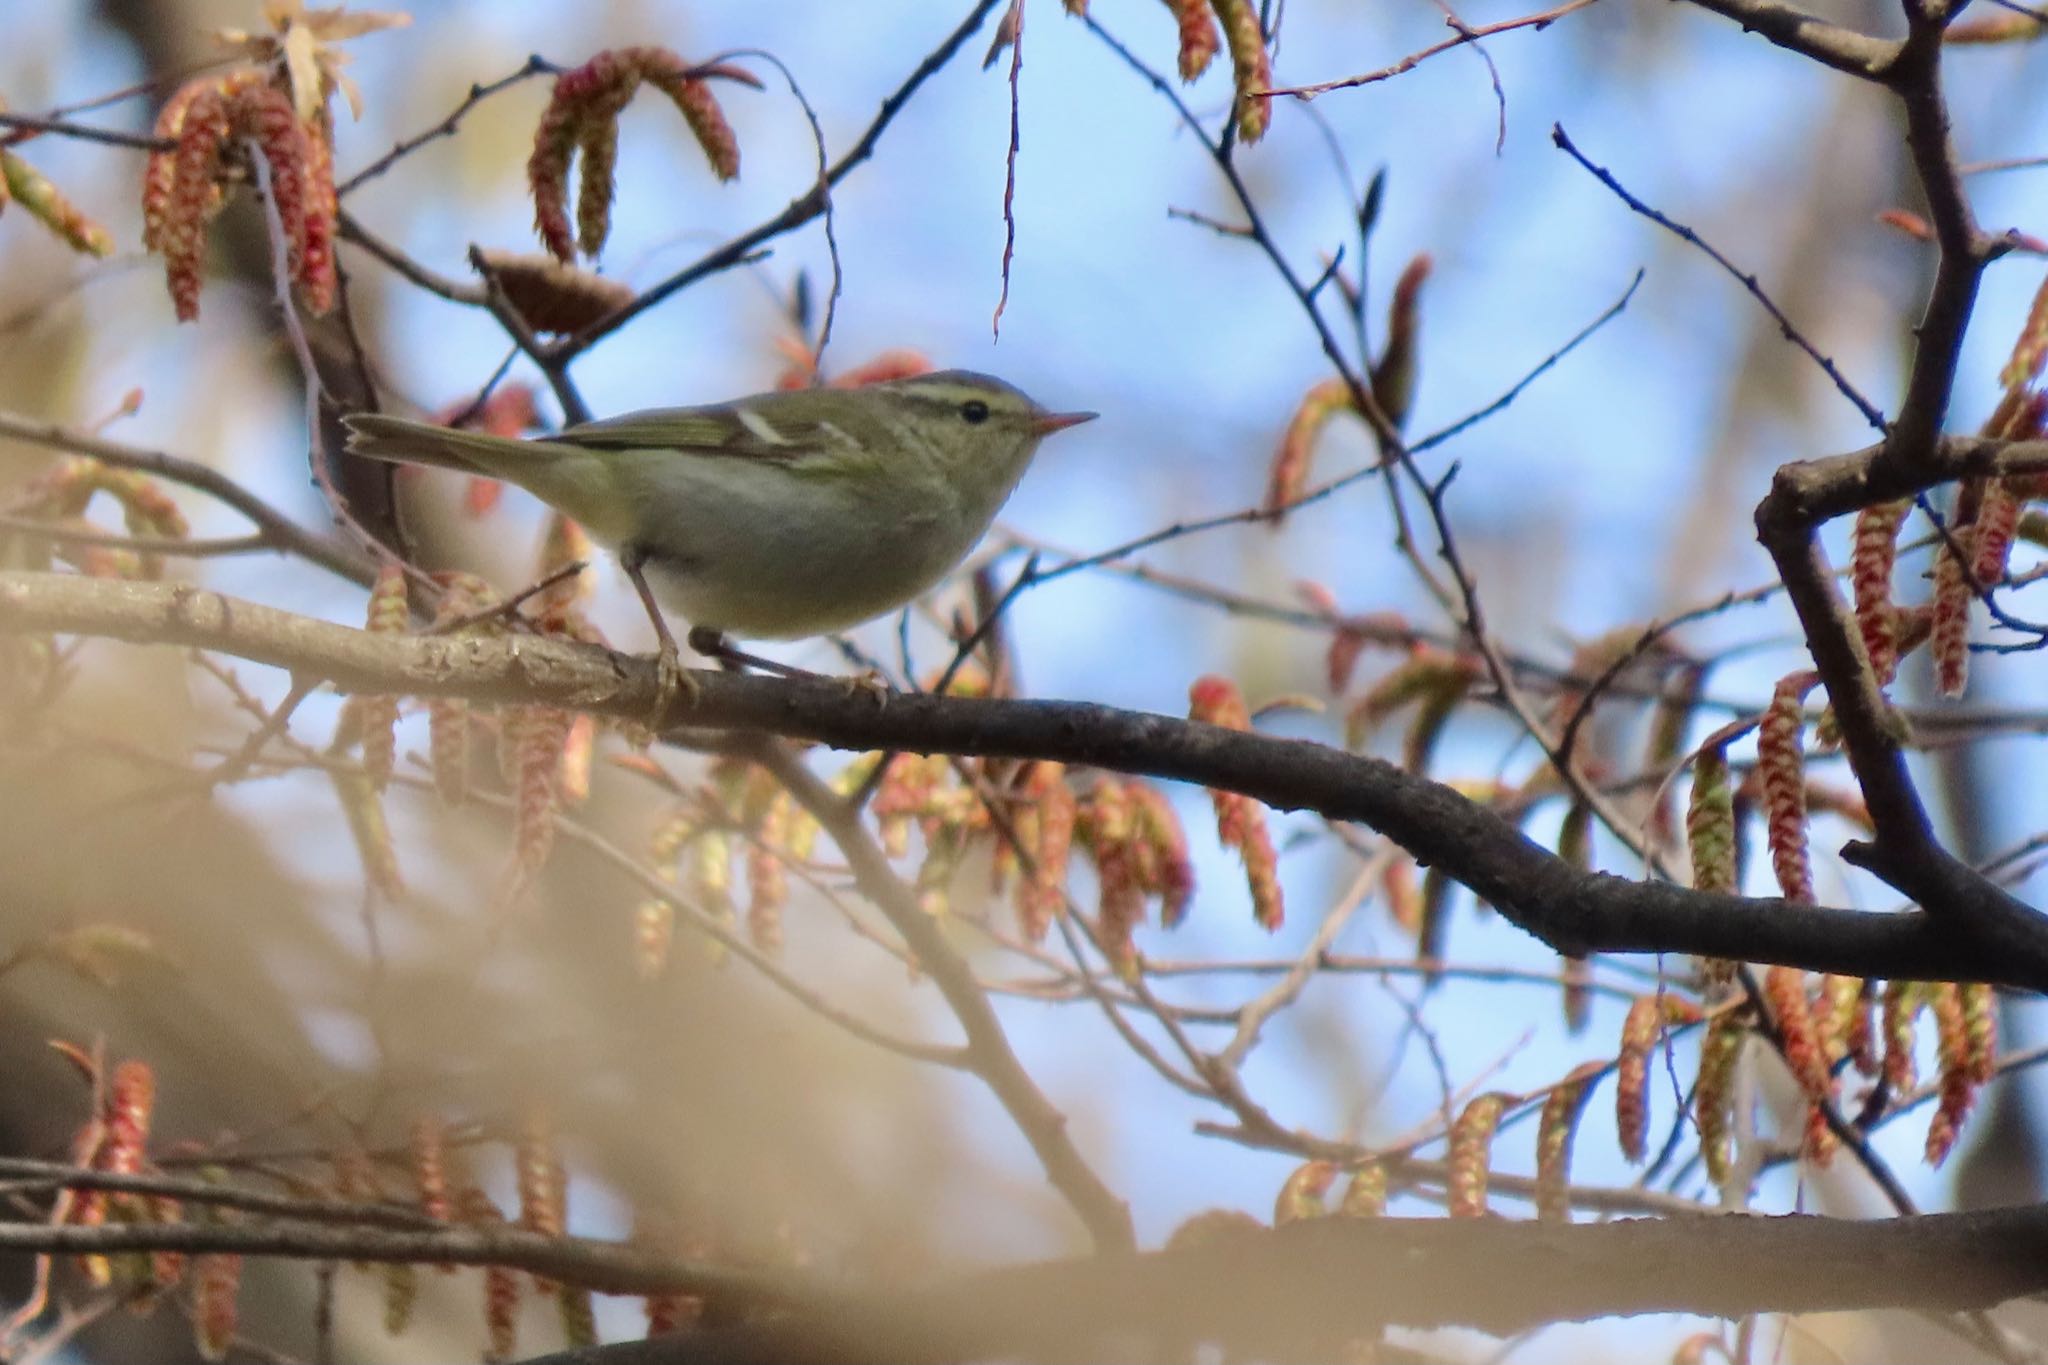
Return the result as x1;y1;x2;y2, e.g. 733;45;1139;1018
1031;410;1097;435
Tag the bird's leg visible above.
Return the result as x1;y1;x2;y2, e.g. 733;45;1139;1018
621;547;696;721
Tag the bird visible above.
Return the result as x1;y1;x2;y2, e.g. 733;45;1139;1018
342;369;1094;690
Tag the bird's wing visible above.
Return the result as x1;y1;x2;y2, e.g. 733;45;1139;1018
553;405;851;462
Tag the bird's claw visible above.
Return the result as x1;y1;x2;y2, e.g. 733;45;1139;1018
652;641;699;725
841;669;890;706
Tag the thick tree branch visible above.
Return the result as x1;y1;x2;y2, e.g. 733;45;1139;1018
5;571;2047;987
1675;0;1898;78
1881;16;2000;469
1757;444;2048;998
9;1204;2048;1362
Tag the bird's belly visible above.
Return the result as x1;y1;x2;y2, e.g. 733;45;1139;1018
621;468;971;639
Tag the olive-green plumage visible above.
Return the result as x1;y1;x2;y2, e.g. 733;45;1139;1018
342;370;1092;641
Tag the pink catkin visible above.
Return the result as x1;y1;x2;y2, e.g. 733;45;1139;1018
1757;672;1820;903
1931;534;1974;698
163;87;232;320
1926;983;1977;1167
1850;500;1909;684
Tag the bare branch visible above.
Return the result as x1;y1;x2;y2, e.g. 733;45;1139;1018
5;570;2046;987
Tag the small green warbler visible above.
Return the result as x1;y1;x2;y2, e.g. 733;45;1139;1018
342;370;1093;677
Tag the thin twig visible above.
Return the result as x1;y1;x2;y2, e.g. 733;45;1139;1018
1551;124;1887;432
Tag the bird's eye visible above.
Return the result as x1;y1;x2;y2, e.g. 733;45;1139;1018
960;399;991;424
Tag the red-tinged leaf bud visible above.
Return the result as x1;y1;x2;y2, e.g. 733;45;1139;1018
498;706;572;909
1960;980;1996;1085
332;749;405;900
429;697;471;807
1617;995;1659;1162
1695;1010;1744;1187
1087;779;1144;975
1850;499;1909;686
383;1262;418;1335
1758;671;1819;902
1972;478;2020;589
691;828;735;927
1823;974;1877;1075
1;150;114;256
747;797;789;953
1370;254;1431;430
635;897;676;979
410;1116;452;1224
1264;377;1353;524
1686;744;1736;893
645;1287;701;1336
1209;0;1272;142
2004;271;2048;391
1763;965;1835;1166
1446;1092;1508;1217
101;1059;155;1176
1881;980;1921;1093
1021;763;1076;941
163;84;233;320
193;1252;242;1360
516;1103;567;1293
1686;744;1738;987
983;0;1022;69
1130;780;1195;927
143;81;213;252
1535;1063;1599;1222
1763;965;1829;1102
357;562;408;787
1188;673;1252;729
559;1286;598;1347
1164;0;1222;79
1339;1161;1387;1217
1273;1160;1336;1224
1344;645;1480;752
1926;982;1977;1167
1875;208;1932;240
1945;10;2046;39
528;91;587;262
558;712;596;806
234;86;316;300
574;100;630;258
298;111;337;314
1188;677;1285;931
830;349;937;388
1379;857;1422;934
1931;531;1973;698
147;1194;186;1288
484;1260;520;1362
644;65;743;182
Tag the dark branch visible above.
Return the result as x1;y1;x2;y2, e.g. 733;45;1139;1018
5;571;2047;989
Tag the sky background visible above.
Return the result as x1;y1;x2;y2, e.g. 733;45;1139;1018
7;0;2048;1360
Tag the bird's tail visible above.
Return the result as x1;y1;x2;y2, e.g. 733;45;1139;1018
341;413;528;475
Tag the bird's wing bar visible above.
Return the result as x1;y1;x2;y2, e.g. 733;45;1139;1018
555;406;836;461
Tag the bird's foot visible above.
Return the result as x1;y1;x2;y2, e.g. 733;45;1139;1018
841;669;890;706
651;639;699;725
